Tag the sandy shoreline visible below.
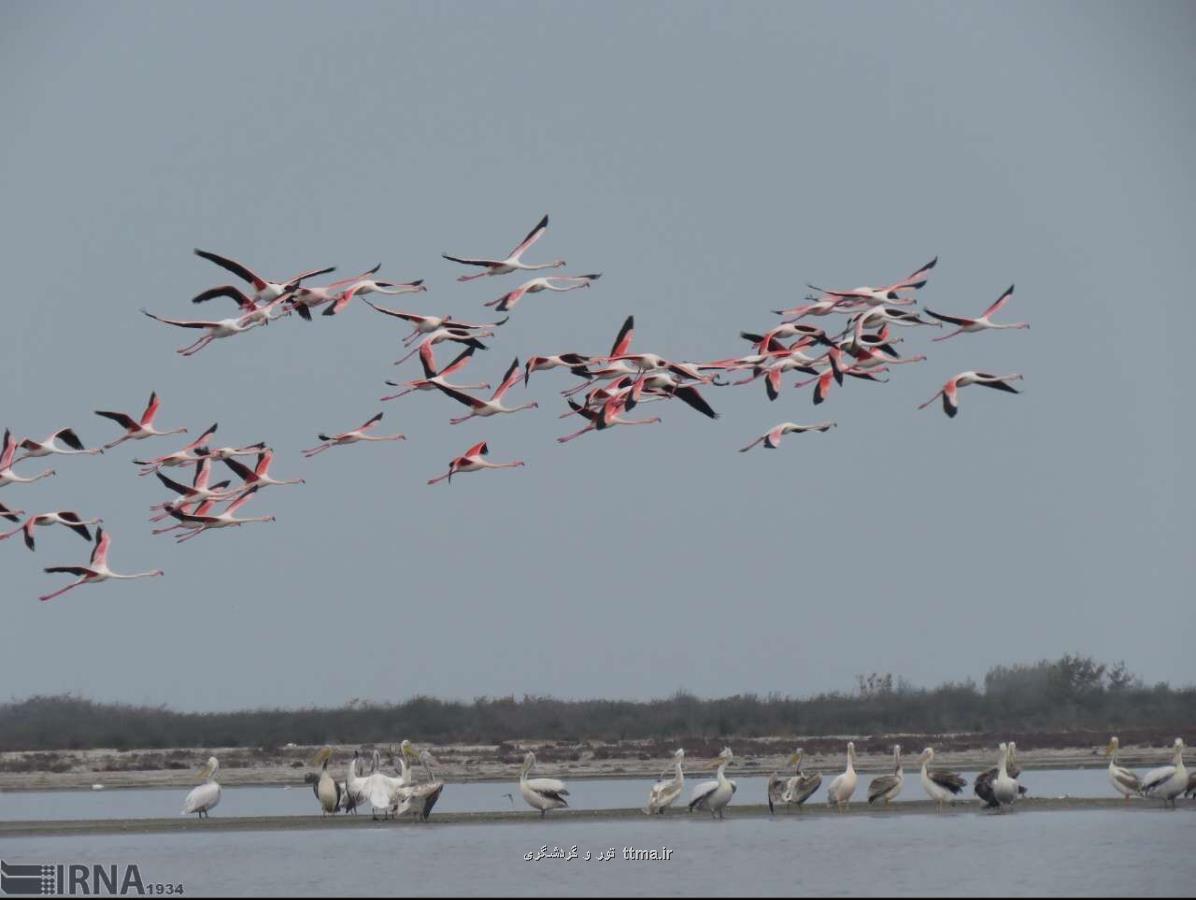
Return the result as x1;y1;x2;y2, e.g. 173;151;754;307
0;736;1174;792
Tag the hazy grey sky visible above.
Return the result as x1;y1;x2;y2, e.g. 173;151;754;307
1;2;1192;711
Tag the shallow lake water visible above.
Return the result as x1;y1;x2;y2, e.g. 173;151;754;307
2;807;1193;896
0;768;1118;821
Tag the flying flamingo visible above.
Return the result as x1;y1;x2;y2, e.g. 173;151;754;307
163;486;276;543
807;256;938;304
794;350;890;405
427;441;525;485
39;528;164;602
0;501;24;522
359;300;505;344
15;428;102;463
322;277;428;317
194;441;268;463
442;214;565;281
381;345;489;401
917;372;1024;418
0;430;55;487
628;372;720;419
95;393;187;451
302;413;406;458
739;422;837;453
132;423;218;475
432;359;539;425
221;449;305;490
524;353;592;387
557;395;661;444
1;511;103;551
193;248;335;303
558;316;637;388
141;299;285;356
149;461;235;522
484;274;601;312
188;285;287;328
773;296;858;322
283;265;381;320
392;327;497;365
924;285;1028;341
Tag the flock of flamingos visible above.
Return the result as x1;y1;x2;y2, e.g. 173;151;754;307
2;214;1029;602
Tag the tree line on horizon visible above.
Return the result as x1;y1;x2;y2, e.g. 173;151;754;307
2;655;1192;752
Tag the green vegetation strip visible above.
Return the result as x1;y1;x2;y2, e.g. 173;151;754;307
1;798;1180;838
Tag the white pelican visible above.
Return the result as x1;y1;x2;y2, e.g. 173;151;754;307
688;747;736;818
345;751;371;816
518;752;569;817
1141;738;1188;808
644;749;685;815
311;747;341;816
975;742;1025;807
825;742;858;810
767;748;820;813
393;742;445;821
990;743;1019;811
868;744;904;805
180;757;221;818
918;747;967;809
1105;737;1141;800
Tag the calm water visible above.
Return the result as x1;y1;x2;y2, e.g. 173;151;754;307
0;769;1117;821
2;808;1193;896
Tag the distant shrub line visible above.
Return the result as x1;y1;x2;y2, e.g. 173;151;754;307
2;655;1192;751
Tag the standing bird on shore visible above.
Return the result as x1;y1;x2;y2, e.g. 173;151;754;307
14;428;102;463
990;743;1020;811
1140;738;1188;808
518;752;569;817
645;749;686;815
868;745;904;805
442;214;565;282
826;742;859;810
917;747;967;809
688;747;736;819
94;392;186;451
310;747;342;816
975;742;1026;807
39;528;164;602
768;749;821;813
181;757;221;819
1105;737;1141;800
393;743;445;821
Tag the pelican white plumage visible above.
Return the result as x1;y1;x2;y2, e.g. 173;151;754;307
311;747;342;816
1140;738;1188;808
917;747;967;809
991;743;1019;811
393;743;445;820
688;747;736;818
826;741;858;810
519;751;569;817
1105;737;1141;800
768;749;821;813
868;745;904;805
181;757;221;818
645;749;686;815
345;752;370;815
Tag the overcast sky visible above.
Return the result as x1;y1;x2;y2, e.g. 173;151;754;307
1;1;1192;711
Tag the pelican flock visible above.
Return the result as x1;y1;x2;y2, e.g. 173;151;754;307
2;218;1030;605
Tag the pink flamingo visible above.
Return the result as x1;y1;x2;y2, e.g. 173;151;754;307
302;413;406;458
381;345;489;401
427;441;525;485
164;486;276;543
924;285;1028;341
284;265;382;320
0;501;24;523
133;423;218;475
557;395;662;444
442;214;565;281
1;511;103;551
39;528;164;602
484;274;601;312
0;429;55;487
807;256;938;304
739;422;837;452
917;372;1024;418
149;460;235;522
221;449;305;490
432;359;538;425
322;277;428;317
193;248;335;303
15;428;102;463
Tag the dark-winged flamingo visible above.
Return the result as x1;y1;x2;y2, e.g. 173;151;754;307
283;265;381;320
15;428;102;463
149;461;235;522
0;511;102;551
141;299;286;356
39;528;164;602
322;278;427;317
917;372;1024;418
427;441;525;485
302;413;406;458
807;256;938;305
166;486;276;543
0;501;24;523
431;359;538;425
739;421;837;453
193;248;335;303
523;353;592;387
1;429;55;487
133;423;218;475
924;285;1029;341
381;345;489;401
484;274;601;312
360;300;505;344
557;395;662;443
392;327;497;366
221;449;305;490
442;214;565;281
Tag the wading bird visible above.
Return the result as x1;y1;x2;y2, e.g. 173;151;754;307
181;757;222;818
826;742;858;810
868;745;904;805
807;256;938;305
0;430;55;488
221;450;305;491
322;277;427;317
193;248;334;303
302;413;406;458
518;752;569;817
688;747;736;818
1105;737;1142;800
39;528;164;602
768;749;821;813
433;359;538;425
917;748;966;809
141;301;284;356
133;423;218;475
164;486;275;543
381;345;489;401
645;749;686;815
443;214;565;281
1140;738;1188;808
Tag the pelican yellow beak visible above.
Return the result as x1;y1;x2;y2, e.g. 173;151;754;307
788;752;801;766
195;764;211;783
309;747;332;766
